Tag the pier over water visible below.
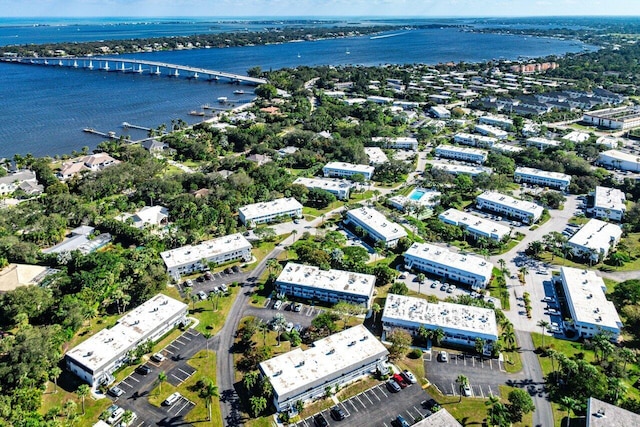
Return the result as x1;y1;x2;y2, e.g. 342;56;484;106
0;56;268;85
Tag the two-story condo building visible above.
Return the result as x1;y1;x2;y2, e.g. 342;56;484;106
478;115;513;130
453;133;497;148
275;262;376;308
382;294;498;350
568;219;622;262
293;177;353;200
345;207;408;248
439;208;511;242
476;191;544;224
259;325;388;413
435;145;488;164
371;136;419;150
555;267;622;340
403;242;494;289
239;197;303;226
160;233;252;280
322;162;376;181
592;186;626;222
526;137;560;151
598;150;640;172
514;167;572;191
65;295;187;386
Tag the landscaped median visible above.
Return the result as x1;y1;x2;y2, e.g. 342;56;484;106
148;350;221;424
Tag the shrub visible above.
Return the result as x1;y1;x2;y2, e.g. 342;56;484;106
408;348;423;359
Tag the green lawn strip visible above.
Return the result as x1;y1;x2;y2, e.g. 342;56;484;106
243;417;275;427
302;200;344;218
502;349;523;374
192;284;241;335
246;240;279;269
149;350;221;425
603;277;619;294
489;267;510;311
40;377;111;423
568;216;590;225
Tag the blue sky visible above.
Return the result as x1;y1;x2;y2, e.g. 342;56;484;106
2;0;638;18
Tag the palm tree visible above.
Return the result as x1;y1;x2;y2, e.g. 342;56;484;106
456;374;469;402
257;320;269;346
518;266;529;283
208;290;219;312
433;328;445;346
560;396;578;427
619;348;636;372
371;303;381;325
50;366;62;394
537;320;550;348
157;371;167;394
76;384;90;415
266;258;279;276
203;331;212;354
243;371;259;392
501;328;516;351
485;393;501;426
200;379;219;421
498;259;507;275
249;395;267;417
121;410;134;426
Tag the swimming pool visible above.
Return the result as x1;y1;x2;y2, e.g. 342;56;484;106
408;189;425;201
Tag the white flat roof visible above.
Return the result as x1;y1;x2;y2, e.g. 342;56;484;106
382;294;498;339
276;262;376;298
259;325;388;398
66;294;186;373
526;137;560;147
239;197;302;220
454;133;498;144
293;177;353;192
515;166;572;183
477;191;544;217
600;149;640;164
160;233;251;270
431;163;493;175
594;186;626;213
560;267;622;331
475;124;508;137
439;208;511;238
492;143;523;153
563;131;590;143
404;242;494;280
479;115;513;125
568;219;622;253
323;162;375;175
363;147;389;164
436;144;488;157
347;207;407;242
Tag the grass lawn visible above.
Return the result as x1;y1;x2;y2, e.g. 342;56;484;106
488;267;510;311
190;284;241;335
243;417;275;427
148;350;221;425
498;385;534;427
502;349;523;374
568;216;590;225
426;385;489;426
246;240;279;269
40;375;111;423
302;200;344;218
603;277;619;294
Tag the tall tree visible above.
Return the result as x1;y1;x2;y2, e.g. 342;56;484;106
76;384;90;415
456;374;469;402
200;378;219;422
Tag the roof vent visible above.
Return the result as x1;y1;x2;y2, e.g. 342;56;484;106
327;348;335;355
348;341;356;347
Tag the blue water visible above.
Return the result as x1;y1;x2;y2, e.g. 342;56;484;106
0;19;596;158
409;189;426;201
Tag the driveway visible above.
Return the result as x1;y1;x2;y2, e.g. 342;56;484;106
292;382;433;427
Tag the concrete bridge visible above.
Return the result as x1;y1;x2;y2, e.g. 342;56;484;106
0;56;268;85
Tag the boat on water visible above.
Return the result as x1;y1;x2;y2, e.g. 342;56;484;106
345;48;350;55
189;110;205;116
370;32;404;40
233;90;245;95
217;97;228;103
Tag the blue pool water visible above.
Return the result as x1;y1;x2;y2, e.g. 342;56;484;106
409;189;425;201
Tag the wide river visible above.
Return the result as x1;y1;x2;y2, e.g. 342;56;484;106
0;19;594;158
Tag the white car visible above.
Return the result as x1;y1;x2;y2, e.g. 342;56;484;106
163;392;182;406
402;370;417;384
273;300;282;310
439;351;448;362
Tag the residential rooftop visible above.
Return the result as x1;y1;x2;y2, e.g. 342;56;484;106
160;233;251;270
515;166;572;182
477;191;544;217
568;219;622;254
66;294;187;373
404;242;494;282
292;177;353;193
259;325;388;399
239;197;303;221
594;186;626;213
323;161;376;175
383;294;498;340
560;267;622;333
439;208;511;239
586;397;640;427
431;163;493;175
276;262;376;298
346;207;408;242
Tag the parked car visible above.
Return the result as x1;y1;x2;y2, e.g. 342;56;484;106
150;353;165;363
401;369;417;384
447;285;456;293
386;379;401;393
197;291;207;300
430;281;438;288
438;351;448;362
330;406;347;421
219;284;228;292
135;365;152;375
108;386;125;398
107;407;125;425
273;300;282;310
163;392;182;406
462;384;472;397
293;302;303;312
232;265;241;273
440;284;448;291
313;413;329;427
204;271;213;280
184;279;193;287
224;267;233;274
393;373;408;389
394;415;410;427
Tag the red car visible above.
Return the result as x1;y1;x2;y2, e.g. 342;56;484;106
393;373;408;389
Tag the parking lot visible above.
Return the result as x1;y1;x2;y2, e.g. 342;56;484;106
109;328;205;425
292;381;433;427
425;350;508;399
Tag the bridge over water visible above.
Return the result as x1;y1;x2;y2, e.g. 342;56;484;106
0;56;268;85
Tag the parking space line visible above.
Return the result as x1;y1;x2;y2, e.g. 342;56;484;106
178;368;192;376
171;373;183;382
451;383;457;395
488;385;494;396
164;348;174;354
362;391;373;405
369;388;381;401
127;375;140;383
187;329;199;336
340;402;350;417
180;334;191;341
168;344;179;350
175;339;187;345
119;381;133;388
174;400;193;416
413;406;425;418
377;385;387;397
347;399;359;412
